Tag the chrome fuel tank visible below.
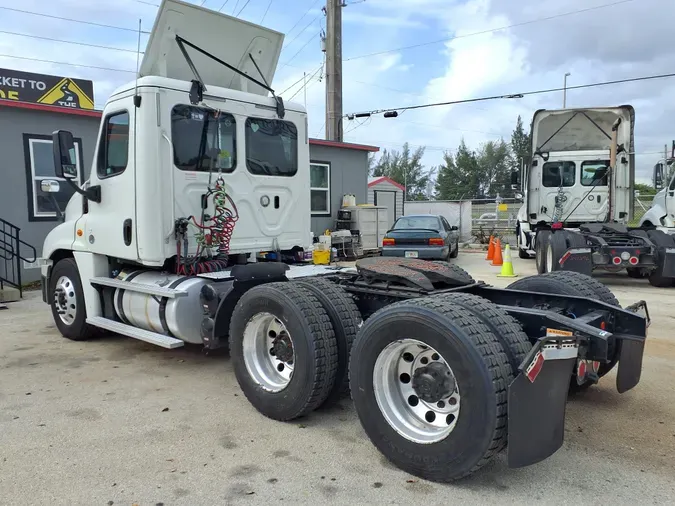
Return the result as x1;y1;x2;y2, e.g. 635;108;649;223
113;270;212;344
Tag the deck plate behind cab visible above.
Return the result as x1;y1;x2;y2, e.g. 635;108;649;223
355;258;466;291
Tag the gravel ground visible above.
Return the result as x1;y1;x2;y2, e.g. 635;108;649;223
1;253;674;505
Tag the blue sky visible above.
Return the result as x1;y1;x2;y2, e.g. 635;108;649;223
1;0;673;184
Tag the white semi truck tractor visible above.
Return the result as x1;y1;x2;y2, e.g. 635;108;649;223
36;0;652;482
513;106;675;287
638;152;675;230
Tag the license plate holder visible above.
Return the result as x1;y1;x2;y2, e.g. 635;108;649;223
405;251;419;258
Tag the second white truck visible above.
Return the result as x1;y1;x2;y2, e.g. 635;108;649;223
514;106;675;287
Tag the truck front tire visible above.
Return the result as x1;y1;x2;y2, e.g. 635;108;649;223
229;282;338;421
49;258;96;341
349;297;511;482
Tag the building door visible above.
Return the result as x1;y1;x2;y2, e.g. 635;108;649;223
375;190;396;229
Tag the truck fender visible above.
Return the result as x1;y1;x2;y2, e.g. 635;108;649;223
639;204;670;228
72;251;110;319
201;263;290;349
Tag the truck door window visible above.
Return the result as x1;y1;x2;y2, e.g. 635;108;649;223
581;161;610;186
171;105;237;172
97;111;130;178
245;118;298;176
542;161;575;187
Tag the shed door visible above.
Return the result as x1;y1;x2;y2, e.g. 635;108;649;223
375;190;396;229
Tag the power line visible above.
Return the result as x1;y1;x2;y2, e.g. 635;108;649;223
218;0;230;11
261;0;273;23
278;63;323;95
0;53;136;73
236;0;252;16
344;0;637;62
232;0;241;15
346;71;675;118
283;13;323;50
285;0;321;39
0;6;151;34
280;30;322;67
288;65;323;101
0;29;142;54
134;0;159;6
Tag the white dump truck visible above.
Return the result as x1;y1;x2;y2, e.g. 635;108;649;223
513;106;675;287
37;0;651;482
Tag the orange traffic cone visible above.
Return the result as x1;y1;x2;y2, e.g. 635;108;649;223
491;238;503;266
486;236;495;261
497;244;518;277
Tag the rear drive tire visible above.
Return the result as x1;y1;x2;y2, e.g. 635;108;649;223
506;271;620;390
229;282;338;421
535;230;551;274
294;278;362;406
647;230;675;288
546;231;568;272
349;297;511;482
49;258;97;341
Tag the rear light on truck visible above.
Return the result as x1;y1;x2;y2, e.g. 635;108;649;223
551;222;563;230
629;256;639;265
383;238;395;246
428;238;444;246
612;256;622;265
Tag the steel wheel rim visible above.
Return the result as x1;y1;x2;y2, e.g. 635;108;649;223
53;275;77;325
242;312;294;393
373;338;460;444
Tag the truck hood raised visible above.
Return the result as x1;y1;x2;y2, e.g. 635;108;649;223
530;106;635;156
140;0;284;96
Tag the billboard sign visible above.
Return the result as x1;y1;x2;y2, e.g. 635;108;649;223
0;68;94;110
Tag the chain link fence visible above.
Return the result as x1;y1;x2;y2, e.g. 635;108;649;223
469;195;657;246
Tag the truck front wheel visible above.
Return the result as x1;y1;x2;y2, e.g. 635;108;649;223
229;283;338;421
349;297;511;482
49;258;96;341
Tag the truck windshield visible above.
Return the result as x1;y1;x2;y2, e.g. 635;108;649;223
543;161;576;187
245;118;298;177
171;105;237;173
581;161;609;186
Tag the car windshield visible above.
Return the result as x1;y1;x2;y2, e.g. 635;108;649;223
393;216;440;231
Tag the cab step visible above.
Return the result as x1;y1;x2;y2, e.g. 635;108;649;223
89;277;188;298
86;316;184;349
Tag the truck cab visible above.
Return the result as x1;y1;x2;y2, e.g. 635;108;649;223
639;157;675;230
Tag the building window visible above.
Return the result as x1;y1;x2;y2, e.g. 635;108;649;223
97;111;130;178
542;161;576;187
23;134;83;222
310;162;330;214
245;117;298;176
171;105;236;172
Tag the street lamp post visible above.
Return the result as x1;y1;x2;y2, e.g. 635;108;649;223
563;72;571;108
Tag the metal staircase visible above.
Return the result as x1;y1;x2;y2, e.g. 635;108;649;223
0;218;37;300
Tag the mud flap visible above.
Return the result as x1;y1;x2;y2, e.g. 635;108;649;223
507;345;577;468
616;337;646;393
559;247;593;276
661;248;675;278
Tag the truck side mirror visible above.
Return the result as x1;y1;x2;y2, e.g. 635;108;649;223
511;170;520;186
52;130;78;180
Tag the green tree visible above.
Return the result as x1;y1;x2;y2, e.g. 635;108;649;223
510;115;531;171
372;143;433;200
634;183;656;196
475;139;512;197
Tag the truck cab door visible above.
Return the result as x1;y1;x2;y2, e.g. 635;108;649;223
576;160;610;221
78;103;137;261
666;174;675;221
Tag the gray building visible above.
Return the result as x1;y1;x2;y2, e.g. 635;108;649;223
0;98;378;287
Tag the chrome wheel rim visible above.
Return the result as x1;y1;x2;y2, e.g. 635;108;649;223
242;312;294;392
373;339;460;444
53;275;77;325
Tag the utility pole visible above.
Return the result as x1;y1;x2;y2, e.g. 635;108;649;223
563;72;571;108
325;0;343;142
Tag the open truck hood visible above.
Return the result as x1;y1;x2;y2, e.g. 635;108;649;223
140;0;284;96
530;106;635;156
